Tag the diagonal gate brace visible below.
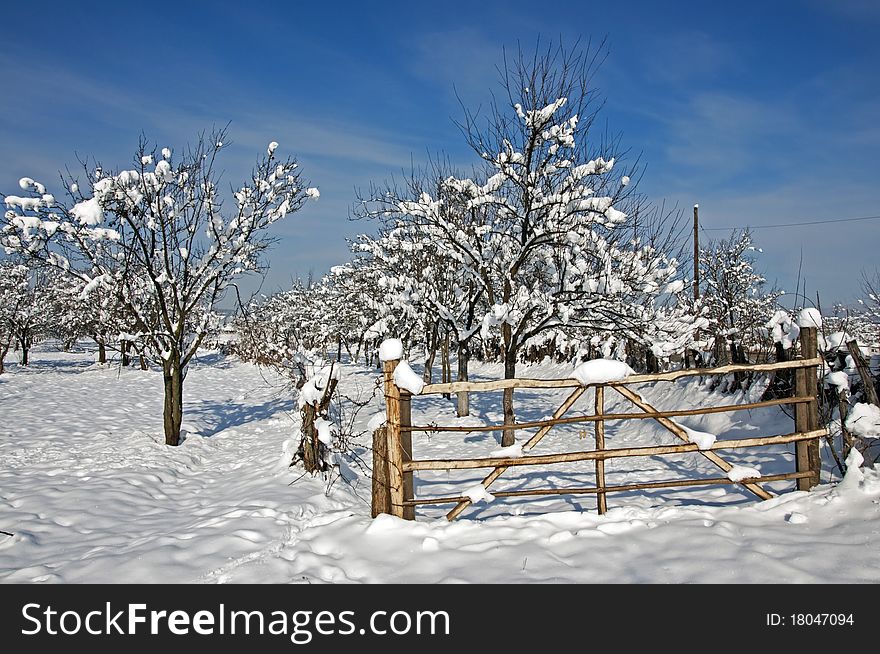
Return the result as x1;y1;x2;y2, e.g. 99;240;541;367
446;387;587;520
612;385;773;500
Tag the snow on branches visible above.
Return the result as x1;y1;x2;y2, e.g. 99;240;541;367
1;129;317;444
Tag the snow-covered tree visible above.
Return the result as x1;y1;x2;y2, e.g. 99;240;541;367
359;42;692;444
860;269;880;335
356;158;487;414
0;262;61;367
1;129;318;445
700;229;783;365
0;260;30;372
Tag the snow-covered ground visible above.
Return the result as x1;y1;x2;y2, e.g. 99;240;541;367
1;346;879;583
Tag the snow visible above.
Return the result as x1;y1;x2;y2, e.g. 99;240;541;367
463;484;495;503
141;155;153;165
823;371;850;393
305;187;320;199
392;360;424;395
727;465;762;482
681;425;717;450
766;310;799;349
155;159;173;183
796;308;822;329
378;338;404;362
267;141;279;155
845;403;880;438
490;443;524;458
825;331;852;351
314;417;332;446
297;371;332;409
786;512;808;524
70;197;104;226
366;412;387;432
837;448;865;493
571;359;635;385
2;348;880;584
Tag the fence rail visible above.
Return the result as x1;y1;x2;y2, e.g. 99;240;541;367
419;357;823;395
372;327;825;522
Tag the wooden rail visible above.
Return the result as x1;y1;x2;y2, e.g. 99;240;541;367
401;396;812;433
419;357;823;395
403;429;826;471
371;327;826;521
402;471;814;506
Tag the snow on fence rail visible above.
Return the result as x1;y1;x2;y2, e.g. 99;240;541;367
372;327;825;522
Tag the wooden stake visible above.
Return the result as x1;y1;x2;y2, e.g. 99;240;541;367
839;388;853;461
795;327;822;490
595;386;607;514
400;390;415;520
371;426;390;517
846;339;879;406
613;386;773;500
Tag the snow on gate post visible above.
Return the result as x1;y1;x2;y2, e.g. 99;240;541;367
377;339;414;520
794;325;821;490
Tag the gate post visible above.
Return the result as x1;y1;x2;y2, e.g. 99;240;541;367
595;385;607;514
382;357;407;519
794;326;821;490
399;389;415;520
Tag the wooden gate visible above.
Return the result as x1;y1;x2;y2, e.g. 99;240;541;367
372;327;825;521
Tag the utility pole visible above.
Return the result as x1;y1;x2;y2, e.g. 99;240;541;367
687;203;700;370
693;204;700;304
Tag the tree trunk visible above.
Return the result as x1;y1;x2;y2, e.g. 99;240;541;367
121;340;131;367
162;358;184;446
300;403;321;473
502;348;517;447
0;338;10;374
762;341;791;400
646;346;658;374
298;376;338;473
457;342;470;417
441;332;451;400
20;339;29;366
730;341;744;387
423;327;438;384
139;353;148;370
98;341;106;365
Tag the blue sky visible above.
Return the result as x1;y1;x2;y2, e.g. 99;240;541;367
1;0;878;306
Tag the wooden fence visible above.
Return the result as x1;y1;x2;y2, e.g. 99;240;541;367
372;326;825;521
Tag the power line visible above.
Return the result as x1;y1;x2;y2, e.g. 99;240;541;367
702;214;880;231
